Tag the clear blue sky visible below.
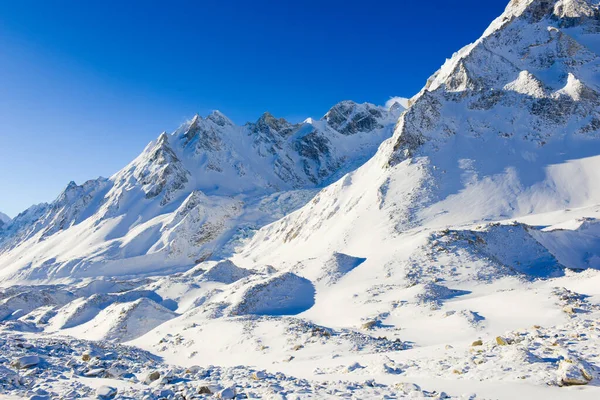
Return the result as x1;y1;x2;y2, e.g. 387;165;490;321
0;0;509;217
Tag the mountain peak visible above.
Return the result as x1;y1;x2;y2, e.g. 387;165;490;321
323;100;384;135
251;112;296;137
207;110;233;127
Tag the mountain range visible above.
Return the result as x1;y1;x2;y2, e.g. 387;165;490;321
1;1;600;399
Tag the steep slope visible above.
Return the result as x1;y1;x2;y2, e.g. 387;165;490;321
0;101;402;283
239;0;600;265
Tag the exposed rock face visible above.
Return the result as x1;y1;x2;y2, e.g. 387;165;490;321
324;101;385;135
389;0;600;165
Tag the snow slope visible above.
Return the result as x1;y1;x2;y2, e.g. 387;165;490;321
2;1;600;399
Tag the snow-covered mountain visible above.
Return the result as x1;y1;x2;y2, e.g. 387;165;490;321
0;213;10;229
0;100;402;283
2;1;600;399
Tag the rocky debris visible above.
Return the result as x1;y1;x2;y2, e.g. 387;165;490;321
557;359;593;386
553;287;599;316
471;340;483;347
0;333;438;399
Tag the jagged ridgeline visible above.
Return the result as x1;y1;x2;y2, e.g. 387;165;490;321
2;1;600;399
0;100;403;281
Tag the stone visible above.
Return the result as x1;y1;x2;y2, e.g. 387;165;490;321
144;371;161;384
361;320;378;330
96;386;117;399
251;370;267;380
82;354;91;362
395;382;421;394
198;386;212;394
11;355;41;369
84;368;105;377
496;336;508;346
471;340;483;346
558;359;593;386
563;305;576;315
217;387;236;399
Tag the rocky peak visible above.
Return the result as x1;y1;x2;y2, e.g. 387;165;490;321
251;112;297;137
493;0;598;29
388;0;600;165
134;133;190;205
206;110;233;127
323;101;384;135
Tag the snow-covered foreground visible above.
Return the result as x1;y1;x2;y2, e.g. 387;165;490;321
3;210;600;399
2;0;600;398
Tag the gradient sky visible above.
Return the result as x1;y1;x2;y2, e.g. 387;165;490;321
0;0;509;217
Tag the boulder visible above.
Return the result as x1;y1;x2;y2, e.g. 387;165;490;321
361;320;378;330
144;370;161;384
251;370;267;380
96;386;117;399
217;387;236;399
11;355;40;369
496;336;508;346
558;359;593;386
471;340;483;346
198;386;212;394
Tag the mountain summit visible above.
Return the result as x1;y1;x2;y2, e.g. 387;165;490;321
0;100;402;282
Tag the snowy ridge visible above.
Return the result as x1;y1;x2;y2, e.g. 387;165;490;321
0;100;402;283
3;1;600;399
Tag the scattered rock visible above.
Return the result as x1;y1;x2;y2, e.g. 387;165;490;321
471;340;483;346
82;353;91;362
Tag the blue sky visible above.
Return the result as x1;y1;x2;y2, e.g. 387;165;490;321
0;0;509;217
